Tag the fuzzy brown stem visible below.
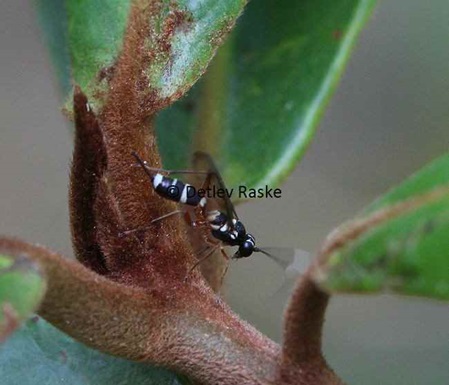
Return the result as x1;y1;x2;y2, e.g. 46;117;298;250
0;237;281;384
0;236;348;384
281;268;344;384
283;271;329;362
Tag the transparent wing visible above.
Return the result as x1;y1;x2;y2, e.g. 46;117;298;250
191;151;238;225
258;247;313;279
256;247;314;302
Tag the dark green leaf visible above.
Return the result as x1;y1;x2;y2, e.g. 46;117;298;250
0;317;188;385
37;0;376;186
157;0;377;190
317;154;449;300
37;0;246;111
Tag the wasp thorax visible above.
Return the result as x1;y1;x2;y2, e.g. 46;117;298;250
233;220;247;239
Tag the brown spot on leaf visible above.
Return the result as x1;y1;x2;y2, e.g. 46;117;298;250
422;219;436;235
156;9;193;54
60;350;68;364
181;98;196;112
332;30;343;41
98;64;117;84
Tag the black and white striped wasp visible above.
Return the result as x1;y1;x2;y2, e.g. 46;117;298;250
130;151;277;272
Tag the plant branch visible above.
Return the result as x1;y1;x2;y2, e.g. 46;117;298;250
282;186;449;372
283;270;330;363
0;237;283;384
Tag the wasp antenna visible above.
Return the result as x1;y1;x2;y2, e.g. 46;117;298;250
254;248;288;269
254;247;273;257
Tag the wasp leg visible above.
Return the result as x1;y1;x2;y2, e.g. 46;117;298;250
186;235;230;282
119;210;183;237
146;168;210;176
132;151;212;176
151;210;184;223
185;244;220;280
217;248;231;288
183;210;209;228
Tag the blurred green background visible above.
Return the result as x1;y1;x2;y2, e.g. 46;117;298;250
1;0;448;383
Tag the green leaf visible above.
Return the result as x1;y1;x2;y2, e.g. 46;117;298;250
365;153;449;213
157;0;377;190
65;0;132;110
317;153;449;300
37;0;376;187
37;0;246;111
0;255;46;341
0;317;189;385
35;0;71;96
